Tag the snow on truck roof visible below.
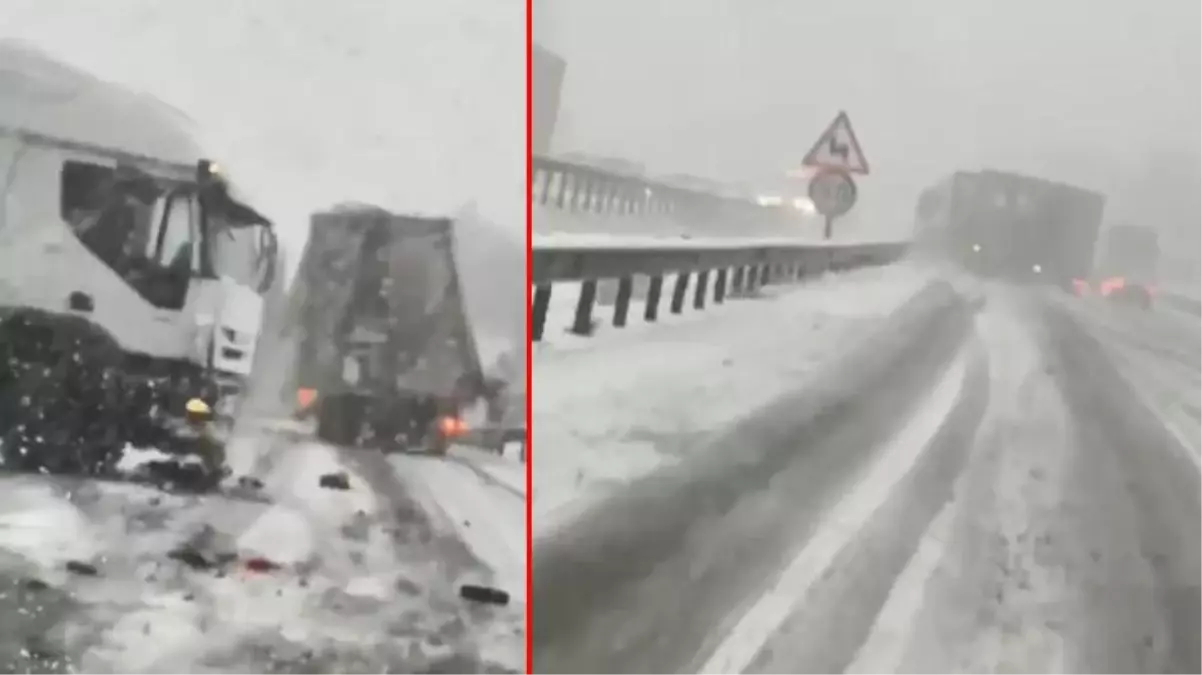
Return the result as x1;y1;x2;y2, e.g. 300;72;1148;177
0;41;202;169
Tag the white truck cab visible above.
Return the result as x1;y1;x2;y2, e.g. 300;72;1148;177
0;43;278;433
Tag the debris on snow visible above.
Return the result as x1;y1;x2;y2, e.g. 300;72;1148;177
64;560;99;577
243;556;282;574
459;583;509;606
319;472;352;490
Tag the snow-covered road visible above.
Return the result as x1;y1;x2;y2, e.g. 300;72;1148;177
532;278;1200;674
0;428;526;673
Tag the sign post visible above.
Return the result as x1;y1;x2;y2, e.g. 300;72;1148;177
800;111;870;239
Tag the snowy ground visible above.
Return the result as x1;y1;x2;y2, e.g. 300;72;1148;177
838;289;1198;674
534;279;1200;674
703;340;972;674
0;430;525;672
532;261;936;535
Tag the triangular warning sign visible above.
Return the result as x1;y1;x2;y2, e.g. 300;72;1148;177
801;111;870;175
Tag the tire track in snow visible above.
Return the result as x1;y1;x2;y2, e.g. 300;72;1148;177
852;289;1199;674
861;291;1082;673
701;342;974;674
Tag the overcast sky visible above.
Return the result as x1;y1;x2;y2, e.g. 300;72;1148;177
1;0;525;254
536;0;1200;241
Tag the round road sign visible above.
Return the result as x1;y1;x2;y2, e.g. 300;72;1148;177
808;169;858;218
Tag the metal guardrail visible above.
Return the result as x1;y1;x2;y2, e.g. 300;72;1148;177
532;154;803;230
531;153;909;341
530;240;908;341
1160;290;1201;316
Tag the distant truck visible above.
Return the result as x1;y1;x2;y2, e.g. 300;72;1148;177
1092;223;1160;309
914;169;1106;289
281;206;511;455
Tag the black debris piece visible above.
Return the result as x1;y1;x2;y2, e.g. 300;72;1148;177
64;560;98;577
238;475;265;490
318;472;351;490
21;578;49;591
22;636;59;662
459;584;509;606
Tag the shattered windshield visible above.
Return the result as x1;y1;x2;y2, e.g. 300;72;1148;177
205;215;274;292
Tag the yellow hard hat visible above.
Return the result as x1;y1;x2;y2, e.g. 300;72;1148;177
185;398;212;416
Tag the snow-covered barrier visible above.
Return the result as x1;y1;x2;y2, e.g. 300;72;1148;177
531;237;908;341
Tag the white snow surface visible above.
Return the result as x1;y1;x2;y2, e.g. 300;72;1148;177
701;342;970;674
0;438;490;671
848;292;1076;672
532;261;935;535
390;449;526;597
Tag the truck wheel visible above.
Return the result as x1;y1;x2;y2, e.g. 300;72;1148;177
316;393;367;447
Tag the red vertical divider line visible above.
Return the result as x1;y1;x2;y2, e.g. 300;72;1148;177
523;0;534;670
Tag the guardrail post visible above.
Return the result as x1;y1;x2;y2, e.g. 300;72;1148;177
571;280;597;336
599;182;615;214
554;173;569;209
613;276;633;327
745;266;758;294
693;270;709;310
670;273;690;314
758;264;771;287
714;268;727;303
645;275;663;321
531;284;552;342
573;177;589;211
732;266;745;295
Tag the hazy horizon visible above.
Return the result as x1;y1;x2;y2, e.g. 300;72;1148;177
535;0;1200;259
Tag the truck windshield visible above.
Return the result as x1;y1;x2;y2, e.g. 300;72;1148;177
200;182;278;293
206;216;275;292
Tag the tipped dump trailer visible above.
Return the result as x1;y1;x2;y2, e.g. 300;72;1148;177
284;205;491;454
915;169;1105;289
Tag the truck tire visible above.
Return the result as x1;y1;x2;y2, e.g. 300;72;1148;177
315;393;367;447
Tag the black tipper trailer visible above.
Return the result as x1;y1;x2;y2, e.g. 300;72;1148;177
915;169;1105;288
281;205;495;454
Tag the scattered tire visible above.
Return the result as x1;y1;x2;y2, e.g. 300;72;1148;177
459;584;509;606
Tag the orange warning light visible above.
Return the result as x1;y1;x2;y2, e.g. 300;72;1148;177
438;416;468;438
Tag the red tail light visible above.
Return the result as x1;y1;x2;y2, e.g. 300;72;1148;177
437;416;468;438
1099;276;1126;297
